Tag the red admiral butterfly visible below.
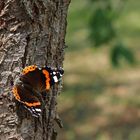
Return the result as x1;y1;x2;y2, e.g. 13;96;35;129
12;65;64;117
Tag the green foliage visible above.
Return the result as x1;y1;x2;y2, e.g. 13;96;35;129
111;43;135;66
88;0;136;66
89;7;115;46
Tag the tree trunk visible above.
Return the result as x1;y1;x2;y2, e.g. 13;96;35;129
0;0;70;139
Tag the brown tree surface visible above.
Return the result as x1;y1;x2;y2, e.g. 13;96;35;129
0;0;70;139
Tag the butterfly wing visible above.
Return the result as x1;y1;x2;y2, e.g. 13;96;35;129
20;65;47;92
12;65;64;117
46;67;64;86
12;84;42;117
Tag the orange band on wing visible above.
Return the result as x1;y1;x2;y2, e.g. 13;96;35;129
12;86;40;107
12;86;21;101
22;65;37;75
42;69;50;90
25;101;41;107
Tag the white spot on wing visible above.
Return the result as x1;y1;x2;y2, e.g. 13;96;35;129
35;108;41;112
53;76;58;82
53;72;56;75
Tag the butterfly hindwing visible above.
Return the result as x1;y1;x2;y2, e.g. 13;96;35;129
24;106;41;117
12;84;42;117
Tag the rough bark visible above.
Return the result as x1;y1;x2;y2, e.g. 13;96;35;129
0;0;70;140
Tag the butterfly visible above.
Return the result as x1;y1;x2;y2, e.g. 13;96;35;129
12;65;64;117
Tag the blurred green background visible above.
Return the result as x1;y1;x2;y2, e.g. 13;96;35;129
58;0;140;140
